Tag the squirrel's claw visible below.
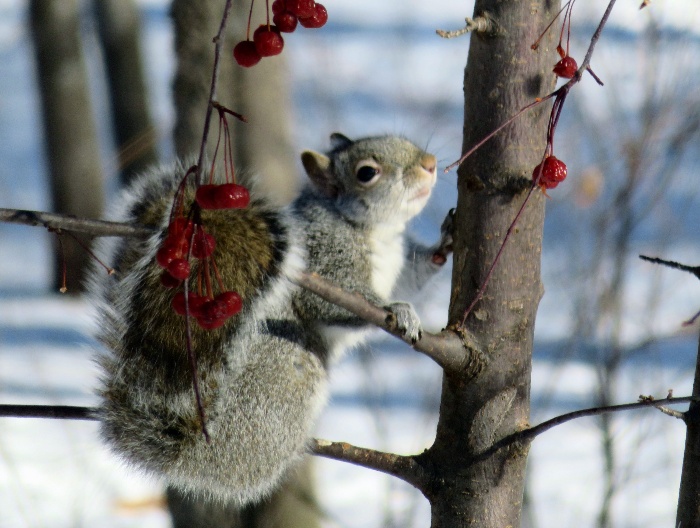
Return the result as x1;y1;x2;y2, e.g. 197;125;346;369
385;302;423;344
431;208;455;266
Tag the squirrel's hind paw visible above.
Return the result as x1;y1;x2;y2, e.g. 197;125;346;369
385;302;422;344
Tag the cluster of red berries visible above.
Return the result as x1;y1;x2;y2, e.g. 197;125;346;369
156;174;250;329
233;0;328;67
196;183;250;209
172;290;243;330
532;155;568;191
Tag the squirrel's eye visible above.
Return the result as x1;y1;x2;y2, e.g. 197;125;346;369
356;165;380;184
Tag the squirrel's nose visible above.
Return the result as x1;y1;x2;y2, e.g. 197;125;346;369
420;154;437;175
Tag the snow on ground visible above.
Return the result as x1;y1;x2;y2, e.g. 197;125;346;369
0;296;696;527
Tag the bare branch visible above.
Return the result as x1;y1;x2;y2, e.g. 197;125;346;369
0;208;153;238
655;406;685;420
295;271;472;372
639;254;700;281
518;396;695;443
436;15;495;39
310;438;425;488
0;404;99;421
193;0;235;186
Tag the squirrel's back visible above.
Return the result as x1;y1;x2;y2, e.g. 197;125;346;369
90;161;320;504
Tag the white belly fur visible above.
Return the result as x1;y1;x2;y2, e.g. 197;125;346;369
320;224;406;363
369;223;405;300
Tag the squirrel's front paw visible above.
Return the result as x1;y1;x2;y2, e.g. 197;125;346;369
431;208;455;266
385;302;422;344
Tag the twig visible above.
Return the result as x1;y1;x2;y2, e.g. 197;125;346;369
193;0;235;186
0;405;99;421
639;255;700;280
518;395;695;443
295;271;469;372
655;406;685;420
310;438;424;488
436;15;494;39
0;208;153;237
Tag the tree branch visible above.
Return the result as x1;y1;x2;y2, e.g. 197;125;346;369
0;404;428;486
517;396;695;444
295;271;471;372
0;207;153;237
1;208;472;371
193;0;234;186
310;438;425;489
0;404;99;421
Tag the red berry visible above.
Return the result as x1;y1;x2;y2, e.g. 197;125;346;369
200;299;230;322
287;0;315;18
273;11;298;32
216;291;243;317
192;230;216;259
160;271;181;288
196;183;250;209
254;26;284;57
196;317;227;330
167;258;191;280
168;217;194;239
215;183;250;209
156;244;182;268
233;40;261;67
532;156;568;190
553;56;578;79
195;184;218;209
271;0;287;15
299;3;327;28
172;292;207;317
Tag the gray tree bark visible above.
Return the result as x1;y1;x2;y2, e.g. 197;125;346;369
30;0;104;293
421;0;558;525
94;0;158;185
676;330;700;527
168;1;313;526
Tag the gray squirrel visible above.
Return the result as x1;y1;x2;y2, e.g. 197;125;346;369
89;133;453;505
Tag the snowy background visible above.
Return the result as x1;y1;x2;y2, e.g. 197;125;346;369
1;0;700;526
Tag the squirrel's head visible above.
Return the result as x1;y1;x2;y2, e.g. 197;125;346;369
301;133;437;226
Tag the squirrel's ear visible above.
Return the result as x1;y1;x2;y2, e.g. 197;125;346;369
329;133;353;151
301;150;338;198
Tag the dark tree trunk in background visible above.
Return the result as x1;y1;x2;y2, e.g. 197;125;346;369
30;0;104;293
422;0;557;525
94;0;158;185
676;330;700;527
168;1;313;526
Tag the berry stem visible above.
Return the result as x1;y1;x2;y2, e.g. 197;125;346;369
246;0;255;40
444;97;553;173
204;258;214;299
531;0;572;51
460;185;538;326
212;259;226;293
193;0;235;187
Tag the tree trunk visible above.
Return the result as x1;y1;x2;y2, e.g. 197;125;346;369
676;329;700;527
94;0;158;186
424;1;557;525
30;0;104;293
168;1;312;526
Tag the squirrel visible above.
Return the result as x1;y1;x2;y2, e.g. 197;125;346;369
88;133;453;505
